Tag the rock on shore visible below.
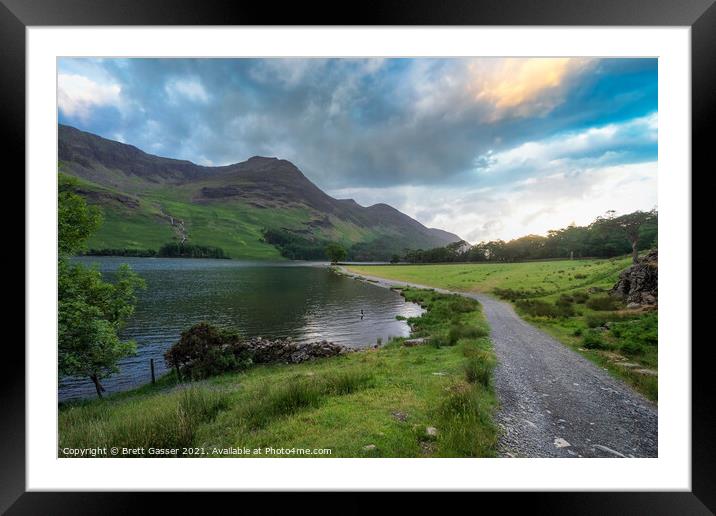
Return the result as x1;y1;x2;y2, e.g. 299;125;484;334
245;337;348;364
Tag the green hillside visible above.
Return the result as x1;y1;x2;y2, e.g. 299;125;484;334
58;125;461;260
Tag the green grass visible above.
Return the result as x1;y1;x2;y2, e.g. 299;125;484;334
59;288;498;458
347;258;632;295
346;258;658;402
70;173;412;261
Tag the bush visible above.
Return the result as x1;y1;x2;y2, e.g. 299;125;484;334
555;295;576;317
493;287;546;301
572;291;589;304
463;350;493;388
448;324;489;345
448;297;478;314
610;312;658;356
621;341;644;356
586;295;622;311
558;294;574;304
516;299;558;318
516;299;574;318
582;330;607;349
164;322;252;380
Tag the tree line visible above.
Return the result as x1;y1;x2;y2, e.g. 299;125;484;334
403;209;657;265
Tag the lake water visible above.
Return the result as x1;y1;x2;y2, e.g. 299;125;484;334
59;257;423;401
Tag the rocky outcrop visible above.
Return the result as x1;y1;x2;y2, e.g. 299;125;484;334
245;337;348;364
610;249;658;306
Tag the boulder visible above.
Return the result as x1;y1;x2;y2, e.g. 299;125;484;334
610;249;658;306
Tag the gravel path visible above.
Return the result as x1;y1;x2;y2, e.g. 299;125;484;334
338;267;658;458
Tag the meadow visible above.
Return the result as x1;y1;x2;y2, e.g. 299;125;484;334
59;288;498;458
347;257;658;401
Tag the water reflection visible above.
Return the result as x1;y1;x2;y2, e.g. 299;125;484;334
59;257;423;400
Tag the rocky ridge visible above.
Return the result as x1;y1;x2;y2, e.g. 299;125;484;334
610;249;658;306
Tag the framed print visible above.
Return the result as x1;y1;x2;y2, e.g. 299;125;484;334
5;0;713;512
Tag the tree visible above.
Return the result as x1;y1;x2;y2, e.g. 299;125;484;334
57;172;145;397
390;254;400;264
58;174;101;255
593;209;657;263
58;262;144;396
325;242;348;264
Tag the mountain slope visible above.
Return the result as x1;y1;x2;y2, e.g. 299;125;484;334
58;125;462;260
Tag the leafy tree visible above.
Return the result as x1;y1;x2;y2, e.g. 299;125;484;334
58;174;101;255
58;261;144;396
325;242;348;264
593;209;657;263
390;254;400;264
57;172;145;397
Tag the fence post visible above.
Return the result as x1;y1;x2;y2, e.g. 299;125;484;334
150;358;156;384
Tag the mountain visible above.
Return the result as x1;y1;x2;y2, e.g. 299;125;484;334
58;125;462;260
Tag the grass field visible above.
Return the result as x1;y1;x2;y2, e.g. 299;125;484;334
66;172;406;261
59;288;498;458
346;258;658;401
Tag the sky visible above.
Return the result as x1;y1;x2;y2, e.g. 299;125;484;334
57;57;657;243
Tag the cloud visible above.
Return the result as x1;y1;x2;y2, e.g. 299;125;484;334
56;57;658;240
469;58;593;119
58;73;122;120
164;78;209;103
474;113;658;183
332;161;656;243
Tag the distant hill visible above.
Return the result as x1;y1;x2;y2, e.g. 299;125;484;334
58;125;461;260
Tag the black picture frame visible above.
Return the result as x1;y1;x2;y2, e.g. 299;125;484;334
4;0;712;513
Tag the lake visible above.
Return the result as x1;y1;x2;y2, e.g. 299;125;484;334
59;257;423;401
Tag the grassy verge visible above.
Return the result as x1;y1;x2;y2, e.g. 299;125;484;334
59;288;497;457
346;258;658;402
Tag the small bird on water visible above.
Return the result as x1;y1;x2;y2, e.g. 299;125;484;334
360;309;364;319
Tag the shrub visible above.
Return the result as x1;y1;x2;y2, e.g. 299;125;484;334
516;299;559;318
586;295;622;311
610;312;658;355
435;381;497;457
582;330;607;349
621;341;644;356
448;297;478;314
573;328;583;336
574;273;588;279
493;287;546;301
164;322;252;380
448;324;489;345
558;294;574;304
516;299;574;318
554;295;577;317
572;291;589;304
463;350;493;388
586;314;608;328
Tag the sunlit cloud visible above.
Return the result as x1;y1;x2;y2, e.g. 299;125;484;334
469;58;593;118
